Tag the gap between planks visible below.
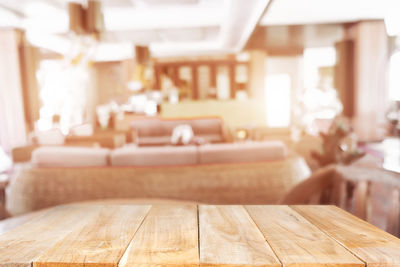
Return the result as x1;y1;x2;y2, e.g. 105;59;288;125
117;205;282;267
292;205;400;267
12;204;379;267
116;204;153;267
290;205;367;267
116;205;352;267
245;205;364;267
242;205;284;267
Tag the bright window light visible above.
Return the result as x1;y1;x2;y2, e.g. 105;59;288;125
385;0;400;36
265;74;291;127
36;59;90;134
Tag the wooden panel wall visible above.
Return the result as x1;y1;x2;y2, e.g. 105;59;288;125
154;58;249;100
92;61;131;105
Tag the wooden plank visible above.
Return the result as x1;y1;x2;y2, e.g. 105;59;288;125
246;205;363;267
119;205;198;267
199;205;281;267
34;205;151;267
0;205;101;267
0;209;47;236
293;205;400;267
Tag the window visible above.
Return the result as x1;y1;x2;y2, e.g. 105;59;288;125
302;47;341;121
216;66;230;100
36;59;90;133
265;74;291;127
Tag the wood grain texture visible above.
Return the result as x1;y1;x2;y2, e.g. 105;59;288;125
293;205;400;267
0;205;100;267
246;205;363;267
0;209;47;236
1;204;400;267
34;205;151;267
199;205;281;267
119;205;199;267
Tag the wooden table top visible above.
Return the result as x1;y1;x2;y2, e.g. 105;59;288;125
1;204;400;267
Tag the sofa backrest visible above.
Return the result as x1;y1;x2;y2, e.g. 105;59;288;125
165;118;223;135
110;141;287;167
131;117;223;137
111;145;197;166
198;141;287;164
131;118;166;137
32;146;110;167
31;141;287;167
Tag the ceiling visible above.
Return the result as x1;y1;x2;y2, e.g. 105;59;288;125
260;0;396;26
0;0;398;60
0;0;269;59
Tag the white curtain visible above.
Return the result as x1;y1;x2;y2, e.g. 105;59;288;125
0;30;27;152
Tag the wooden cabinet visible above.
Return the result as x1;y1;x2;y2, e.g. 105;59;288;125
154;58;249;100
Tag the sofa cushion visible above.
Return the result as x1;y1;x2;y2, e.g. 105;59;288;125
198;141;287;164
132;117;224;142
197;134;224;143
162;118;223;136
111;145;197;166
131;119;167;137
137;134;222;146
137;136;172;146
32;146;110;167
189;118;222;135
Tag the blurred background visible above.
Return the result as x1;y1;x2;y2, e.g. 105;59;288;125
0;0;400;235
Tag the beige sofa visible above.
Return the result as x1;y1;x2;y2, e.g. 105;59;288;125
110;141;287;166
131;117;228;146
7;156;310;216
7;141;310;215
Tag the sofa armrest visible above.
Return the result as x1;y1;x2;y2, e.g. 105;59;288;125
12;145;40;163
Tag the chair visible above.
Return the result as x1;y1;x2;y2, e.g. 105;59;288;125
281;164;400;236
279;164;337;205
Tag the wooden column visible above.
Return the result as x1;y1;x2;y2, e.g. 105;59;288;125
229;63;236;99
172;66;179;88
19;37;40;132
335;40;355;117
248;50;267;100
154;65;161;90
191;65;198;100
210;64;217;89
343;21;389;142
